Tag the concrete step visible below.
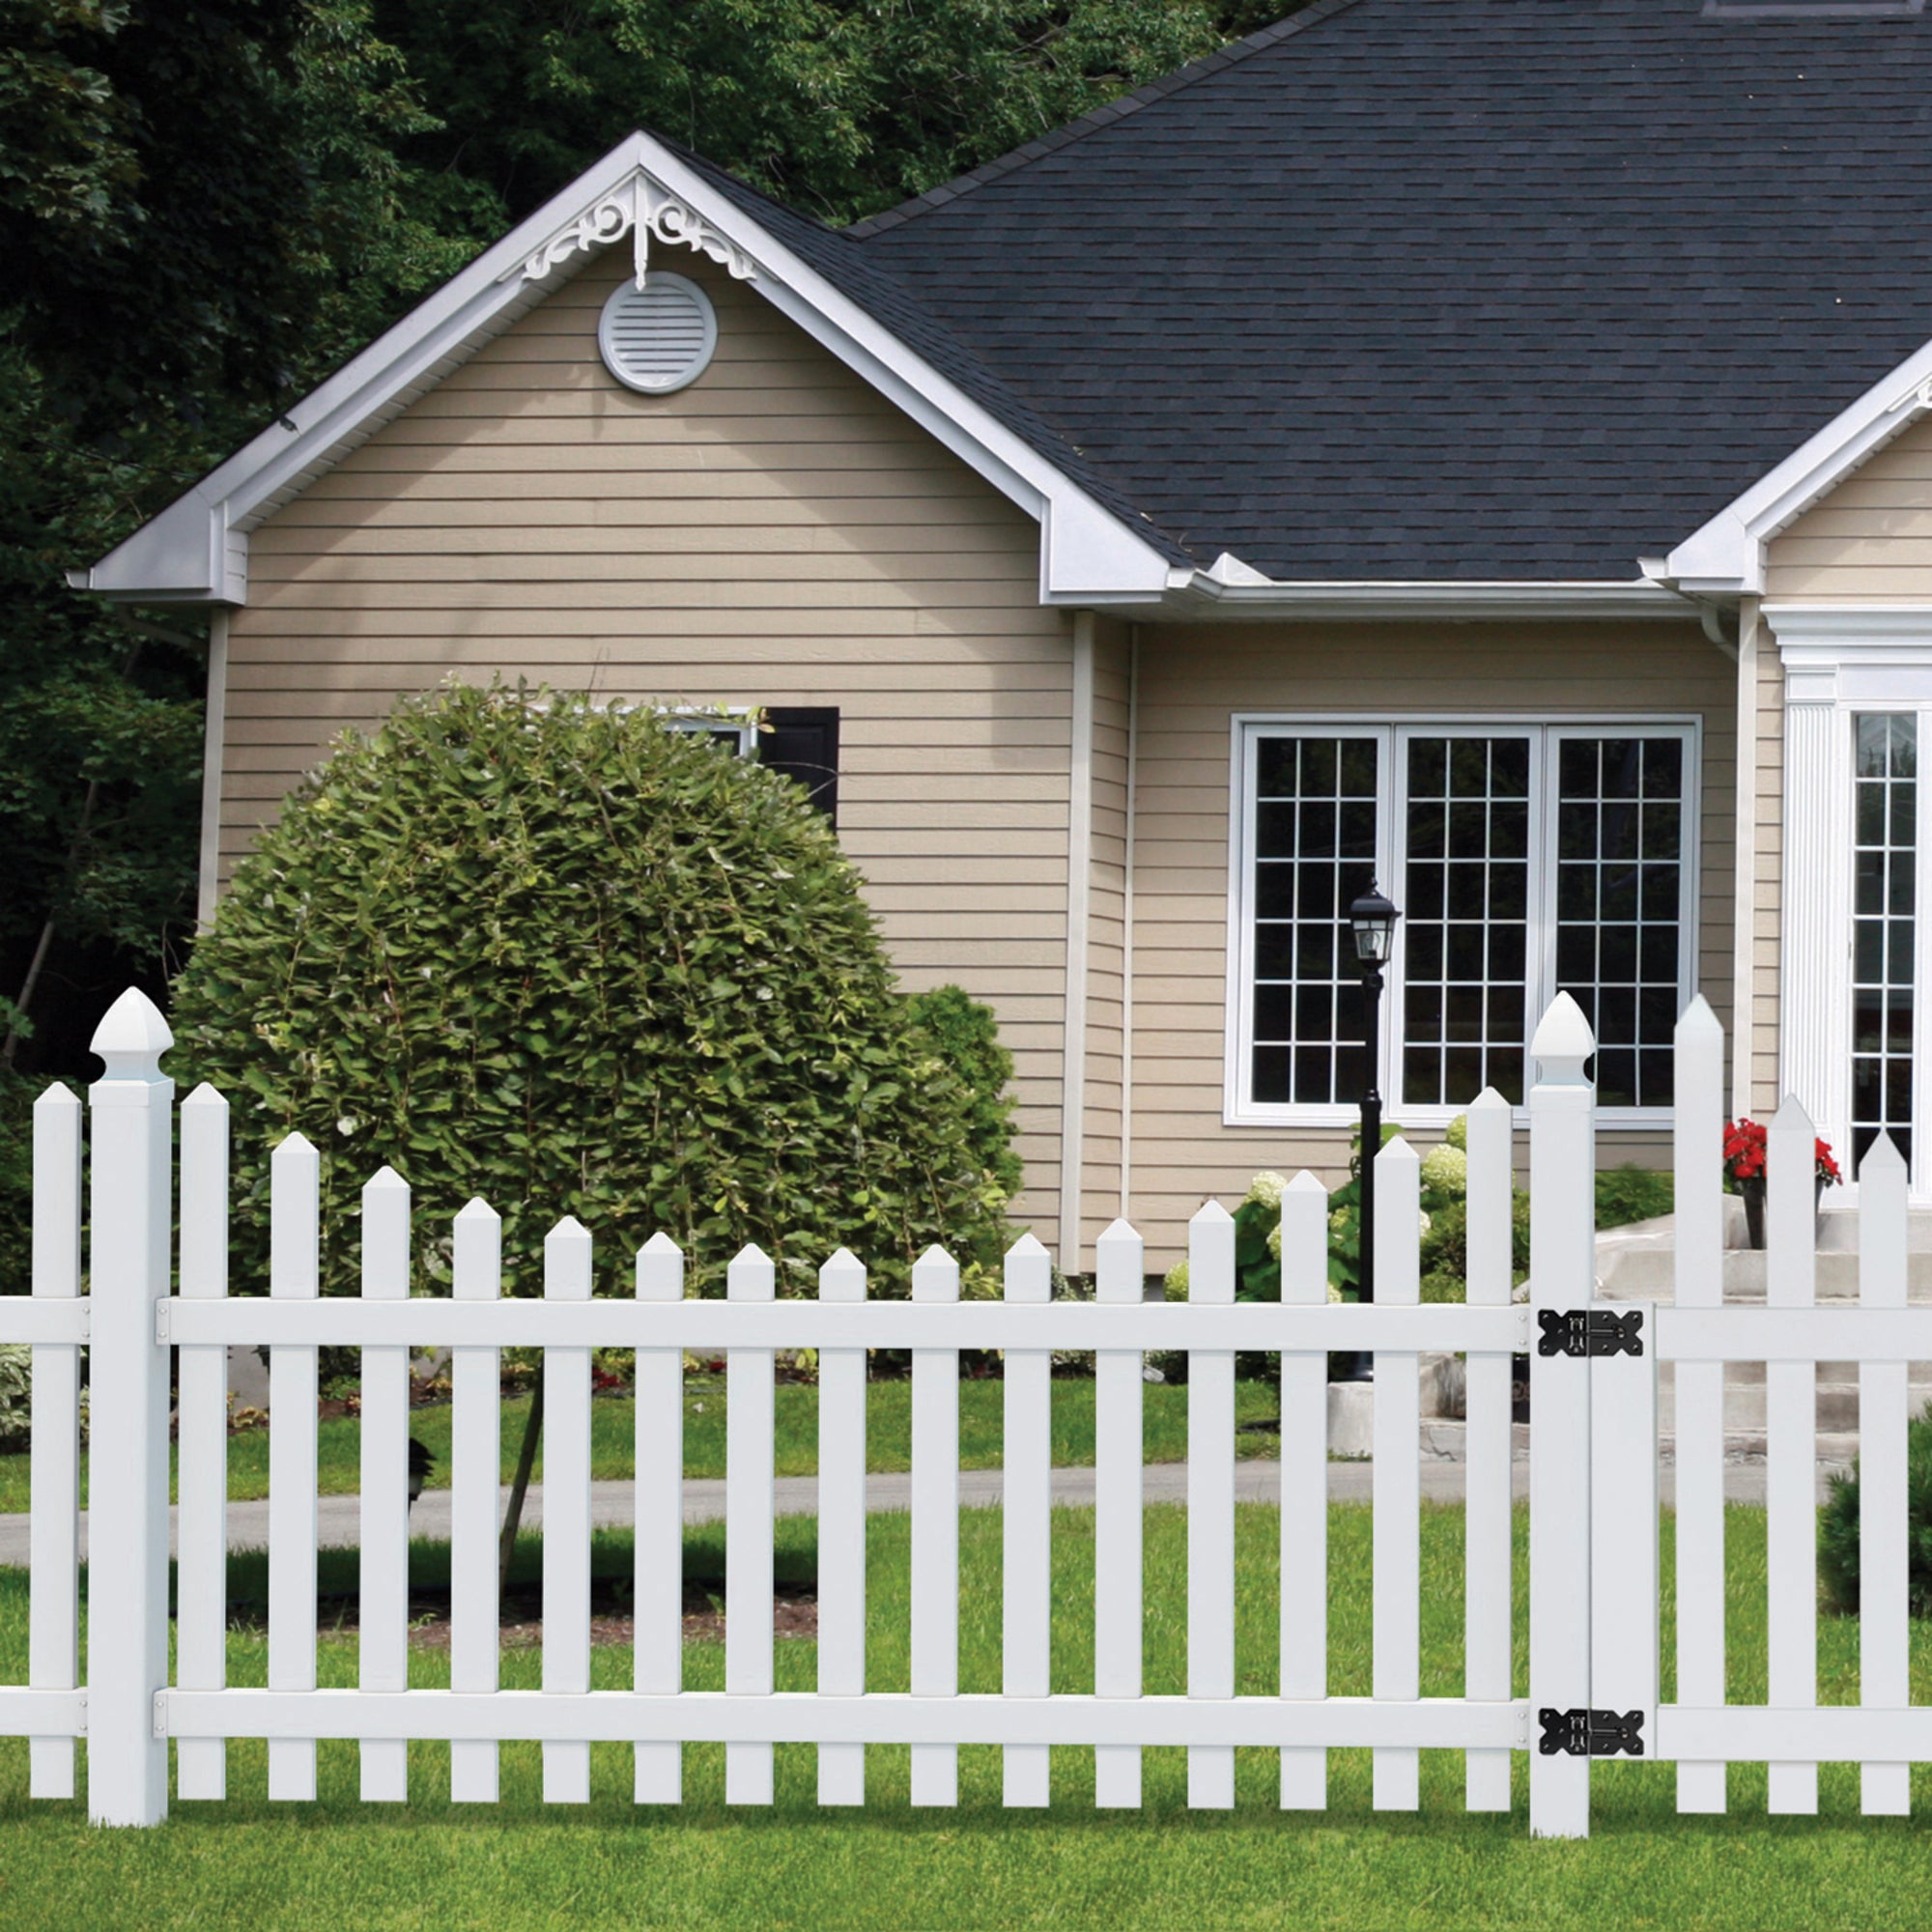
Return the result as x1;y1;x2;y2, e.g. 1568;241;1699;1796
1599;1245;1932;1300
1410;1418;1860;1474
1659;1383;1865;1434
1656;1359;1932;1387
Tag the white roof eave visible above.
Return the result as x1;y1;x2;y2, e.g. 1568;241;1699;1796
1665;335;1932;595
76;133;1174;608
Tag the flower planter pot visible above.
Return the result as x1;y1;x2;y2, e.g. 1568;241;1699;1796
1739;1175;1829;1250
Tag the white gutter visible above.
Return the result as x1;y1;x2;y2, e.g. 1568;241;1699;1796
1137;575;1708;623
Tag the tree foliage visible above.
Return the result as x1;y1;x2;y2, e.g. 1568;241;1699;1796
169;682;1016;1298
0;0;1290;1084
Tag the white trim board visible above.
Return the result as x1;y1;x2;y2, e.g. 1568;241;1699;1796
76;136;1174;609
1666;340;1932;595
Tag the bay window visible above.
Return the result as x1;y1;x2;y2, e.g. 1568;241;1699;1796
1229;718;1698;1123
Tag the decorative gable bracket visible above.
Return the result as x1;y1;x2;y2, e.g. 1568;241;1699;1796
507;169;757;291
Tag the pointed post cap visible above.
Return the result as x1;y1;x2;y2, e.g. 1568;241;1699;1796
34;1084;80;1115
1770;1092;1816;1136
1861;1131;1906;1178
182;1081;227;1112
89;987;172;1082
1531;991;1596;1085
455;1195;499;1223
1375;1134;1419;1169
1189;1199;1235;1226
1006;1232;1050;1257
362;1163;409;1196
640;1231;682;1256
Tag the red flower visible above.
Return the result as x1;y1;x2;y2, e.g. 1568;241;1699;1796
1722;1118;1842;1186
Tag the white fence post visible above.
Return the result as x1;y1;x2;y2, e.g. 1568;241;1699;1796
1527;993;1596;1839
1765;1095;1819;1816
28;1085;82;1803
1371;1137;1421;1814
84;988;175;1828
1672;996;1727;1816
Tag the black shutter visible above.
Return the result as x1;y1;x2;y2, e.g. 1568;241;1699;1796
760;707;839;825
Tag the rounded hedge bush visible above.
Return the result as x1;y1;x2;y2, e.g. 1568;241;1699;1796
170;681;1013;1299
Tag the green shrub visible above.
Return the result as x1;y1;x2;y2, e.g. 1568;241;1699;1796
903;985;1022;1205
169;681;1012;1301
1417;1192;1531;1290
1820;1406;1932;1617
0;1345;28;1449
1597;1163;1674;1230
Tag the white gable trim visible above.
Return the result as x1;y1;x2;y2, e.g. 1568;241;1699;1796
1665;333;1932;594
77;134;1173;607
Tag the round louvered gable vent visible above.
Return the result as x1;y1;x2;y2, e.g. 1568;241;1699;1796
597;272;718;394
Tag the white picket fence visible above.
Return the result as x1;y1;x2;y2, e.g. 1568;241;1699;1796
0;984;1922;1836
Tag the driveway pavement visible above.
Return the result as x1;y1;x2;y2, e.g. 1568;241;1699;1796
0;1452;1809;1566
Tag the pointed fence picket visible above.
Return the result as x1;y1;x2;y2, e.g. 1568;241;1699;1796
39;977;1932;1836
267;1133;321;1804
27;1086;82;1803
541;1217;594;1805
358;1166;412;1804
176;1085;229;1804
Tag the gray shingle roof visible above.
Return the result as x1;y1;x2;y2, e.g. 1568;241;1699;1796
829;0;1932;582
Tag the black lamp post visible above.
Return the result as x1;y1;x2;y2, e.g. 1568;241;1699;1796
1343;883;1400;1379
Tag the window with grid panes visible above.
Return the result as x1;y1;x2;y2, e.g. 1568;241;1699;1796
1851;714;1916;1174
1234;721;1697;1120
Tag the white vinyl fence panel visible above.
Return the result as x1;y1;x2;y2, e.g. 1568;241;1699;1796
16;979;1932;1838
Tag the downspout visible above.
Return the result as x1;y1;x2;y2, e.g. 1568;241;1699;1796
1059;612;1095;1275
1121;626;1140;1223
197;609;231;930
1731;598;1759;1118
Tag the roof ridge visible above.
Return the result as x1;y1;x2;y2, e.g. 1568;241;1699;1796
842;0;1365;241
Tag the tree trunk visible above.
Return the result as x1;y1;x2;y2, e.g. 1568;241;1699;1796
498;1375;544;1595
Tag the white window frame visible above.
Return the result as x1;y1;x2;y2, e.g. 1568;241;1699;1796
1222;712;1702;1128
659;705;759;756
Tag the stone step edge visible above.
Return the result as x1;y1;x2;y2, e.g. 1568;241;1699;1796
1408;1419;1861;1471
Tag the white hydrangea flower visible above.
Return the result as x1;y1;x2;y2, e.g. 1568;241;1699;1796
1328;1206;1350;1236
1244;1171;1291;1210
1266;1220;1283;1261
1419;1210;1433;1236
1328;1280;1343;1304
1421;1143;1468;1197
1163;1260;1190;1296
1444;1112;1469;1151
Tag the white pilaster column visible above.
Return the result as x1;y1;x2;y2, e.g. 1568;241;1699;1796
1780;694;1851;1165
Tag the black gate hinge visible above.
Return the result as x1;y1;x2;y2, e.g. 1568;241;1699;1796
1537;1708;1645;1758
1536;1307;1644;1359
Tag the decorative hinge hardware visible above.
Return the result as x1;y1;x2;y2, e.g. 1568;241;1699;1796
1537;1707;1645;1757
1536;1307;1643;1358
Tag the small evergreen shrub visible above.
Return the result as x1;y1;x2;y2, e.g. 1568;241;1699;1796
169;681;1012;1301
1596;1164;1674;1230
1819;1408;1932;1617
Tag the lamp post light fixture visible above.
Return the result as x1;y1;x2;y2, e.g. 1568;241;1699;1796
1340;882;1400;1382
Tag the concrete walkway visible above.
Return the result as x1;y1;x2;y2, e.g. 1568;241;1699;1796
0;1453;1819;1567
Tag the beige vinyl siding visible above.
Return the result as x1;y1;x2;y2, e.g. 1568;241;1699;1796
1766;412;1932;601
1123;620;1736;1266
221;247;1076;1236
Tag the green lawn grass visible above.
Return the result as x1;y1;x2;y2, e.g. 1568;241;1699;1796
0;1377;1285;1515
2;1503;1931;1928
